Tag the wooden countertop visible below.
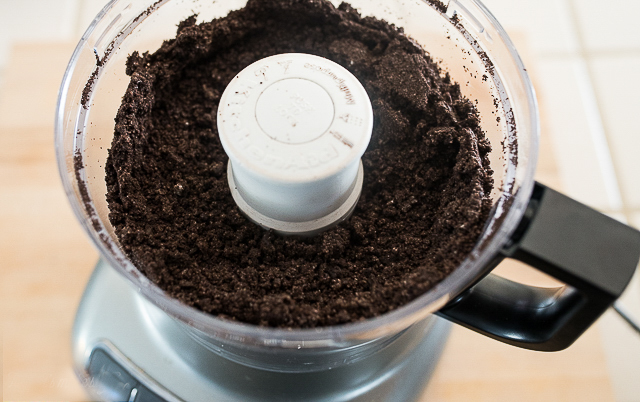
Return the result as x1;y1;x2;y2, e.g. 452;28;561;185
0;42;615;401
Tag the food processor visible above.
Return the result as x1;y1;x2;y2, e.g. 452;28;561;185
55;0;640;401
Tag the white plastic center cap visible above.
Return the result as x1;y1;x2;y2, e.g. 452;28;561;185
217;53;373;235
256;78;334;144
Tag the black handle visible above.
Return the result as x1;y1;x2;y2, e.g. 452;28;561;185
437;182;640;351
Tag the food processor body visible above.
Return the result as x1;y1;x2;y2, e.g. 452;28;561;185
57;0;640;400
73;259;451;401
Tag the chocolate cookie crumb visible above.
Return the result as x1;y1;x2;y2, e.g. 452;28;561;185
106;0;494;328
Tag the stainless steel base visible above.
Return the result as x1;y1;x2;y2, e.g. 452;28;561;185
72;260;451;401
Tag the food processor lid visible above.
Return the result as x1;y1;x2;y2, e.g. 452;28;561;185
217;53;373;235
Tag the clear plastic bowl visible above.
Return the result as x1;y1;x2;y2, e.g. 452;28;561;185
56;0;537;370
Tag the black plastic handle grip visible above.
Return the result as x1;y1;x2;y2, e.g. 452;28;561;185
437;182;640;351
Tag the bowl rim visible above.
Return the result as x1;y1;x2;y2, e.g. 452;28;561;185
55;0;540;347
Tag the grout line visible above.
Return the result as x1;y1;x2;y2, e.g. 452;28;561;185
585;49;640;58
566;0;629;215
572;60;623;210
534;51;580;60
537;49;640;60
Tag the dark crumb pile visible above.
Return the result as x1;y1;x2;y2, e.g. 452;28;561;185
106;0;494;328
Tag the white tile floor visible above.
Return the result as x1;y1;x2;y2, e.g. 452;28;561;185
1;0;639;400
571;0;640;53
480;0;581;56
535;56;622;211
484;1;640;399
0;0;81;67
591;55;640;210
